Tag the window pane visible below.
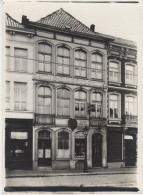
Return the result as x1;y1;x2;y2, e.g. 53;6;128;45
38;87;44;95
45;87;51;96
75;138;85;157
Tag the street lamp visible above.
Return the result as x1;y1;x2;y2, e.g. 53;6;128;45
83;125;89;173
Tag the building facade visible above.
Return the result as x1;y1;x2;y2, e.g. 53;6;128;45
5;9;137;170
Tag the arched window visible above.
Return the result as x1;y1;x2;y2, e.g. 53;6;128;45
38;86;52;114
91;92;102;117
57;46;70;75
109;61;120;82
38;43;52;72
91;53;103;79
75;90;87;117
75;49;87;77
57;88;70;116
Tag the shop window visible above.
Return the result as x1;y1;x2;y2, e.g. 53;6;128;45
14;48;28;72
91;92;102;118
75;49;87;77
14;83;27;111
125;64;134;84
57;88;70;116
5;81;10;110
75;131;85;157
38;86;52;114
109;61;120;82
57;46;70;75
38;43;52;73
125;96;137;115
109;94;120;119
75;90;87;117
6;46;10;70
91;53;103;80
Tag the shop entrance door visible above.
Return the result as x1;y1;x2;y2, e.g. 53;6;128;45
38;130;52;167
92;133;102;167
125;135;136;166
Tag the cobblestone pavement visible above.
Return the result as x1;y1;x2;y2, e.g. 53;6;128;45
5;173;137;188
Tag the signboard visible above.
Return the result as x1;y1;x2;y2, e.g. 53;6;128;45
68;119;77;131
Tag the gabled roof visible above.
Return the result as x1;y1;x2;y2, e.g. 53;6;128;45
6;13;24;28
37;8;96;37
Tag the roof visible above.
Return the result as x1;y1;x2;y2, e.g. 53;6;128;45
6;13;24;28
37;8;97;37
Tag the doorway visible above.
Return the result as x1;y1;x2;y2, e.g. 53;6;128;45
38;130;52;167
92;133;102;167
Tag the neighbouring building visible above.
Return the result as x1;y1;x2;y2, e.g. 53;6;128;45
5;8;137;170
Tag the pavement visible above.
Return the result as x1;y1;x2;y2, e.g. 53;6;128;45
5;167;137;178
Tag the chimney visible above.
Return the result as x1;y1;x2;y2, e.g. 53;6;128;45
90;24;95;32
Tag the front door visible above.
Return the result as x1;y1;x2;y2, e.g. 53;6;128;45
38;130;52;167
125;135;136;166
92;133;102;167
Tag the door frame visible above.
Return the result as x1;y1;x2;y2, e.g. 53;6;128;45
92;132;102;167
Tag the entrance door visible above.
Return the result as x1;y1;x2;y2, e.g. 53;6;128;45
125;135;136;166
38;130;52;167
92;133;102;167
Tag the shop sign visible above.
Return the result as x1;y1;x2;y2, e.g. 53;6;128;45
11;132;28;139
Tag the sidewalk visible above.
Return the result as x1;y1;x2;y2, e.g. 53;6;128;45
5;167;137;178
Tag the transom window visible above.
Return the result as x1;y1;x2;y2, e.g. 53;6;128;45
109;61;120;82
126;64;134;84
38;86;52;114
109;94;119;119
91;53;103;80
57;46;70;75
57;88;70;116
38;43;52;73
91;92;102;118
14;83;27;111
125;96;136;115
75;90;87;117
75;50;87;77
14;48;28;72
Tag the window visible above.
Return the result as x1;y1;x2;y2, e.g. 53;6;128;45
109;94;119;119
5;81;10;110
58;131;69;149
14;83;27;111
109;61;120;82
6;46;10;70
91;93;102;117
38;86;52;114
91;53;103;79
126;65;134;84
75;90;87;117
75;50;87;77
14;48;28;72
125;96;136;115
57;46;70;75
75;131;85;157
57;88;70;116
38;43;52;72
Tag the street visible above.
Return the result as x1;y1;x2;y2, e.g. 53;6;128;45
5;173;137;189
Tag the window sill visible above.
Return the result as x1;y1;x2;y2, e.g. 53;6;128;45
108;81;122;86
91;78;104;82
75;76;88;80
125;84;137;88
36;71;52;75
109;118;122;124
56;73;71;77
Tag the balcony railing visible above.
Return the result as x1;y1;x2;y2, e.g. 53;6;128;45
34;114;55;125
90;117;107;127
123;115;137;126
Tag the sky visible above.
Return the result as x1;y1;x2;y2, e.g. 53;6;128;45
3;0;143;42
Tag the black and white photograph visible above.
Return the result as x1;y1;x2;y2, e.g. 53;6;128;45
2;0;143;193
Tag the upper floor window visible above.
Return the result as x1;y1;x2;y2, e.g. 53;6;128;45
38;43;52;73
14;48;28;72
109;61;120;82
91;92;102;118
57;88;70;117
5;81;10;110
125;64;134;84
75;50;87;77
57;46;70;75
91;53;103;80
14;83;27;111
75;90;87;117
38;86;52;114
6;46;10;70
125;96;136;115
109;94;120;119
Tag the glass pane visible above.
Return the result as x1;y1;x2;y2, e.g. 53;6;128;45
63;66;69;75
63;58;70;65
75;68;80;76
57;65;63;74
96;54;103;63
14;48;27;57
75;91;80;99
81;69;86;77
110;62;118;69
38;63;44;71
44;98;51;107
38;87;44;95
45;87;51;96
45;63;51;72
63;47;70;57
38;97;43;106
